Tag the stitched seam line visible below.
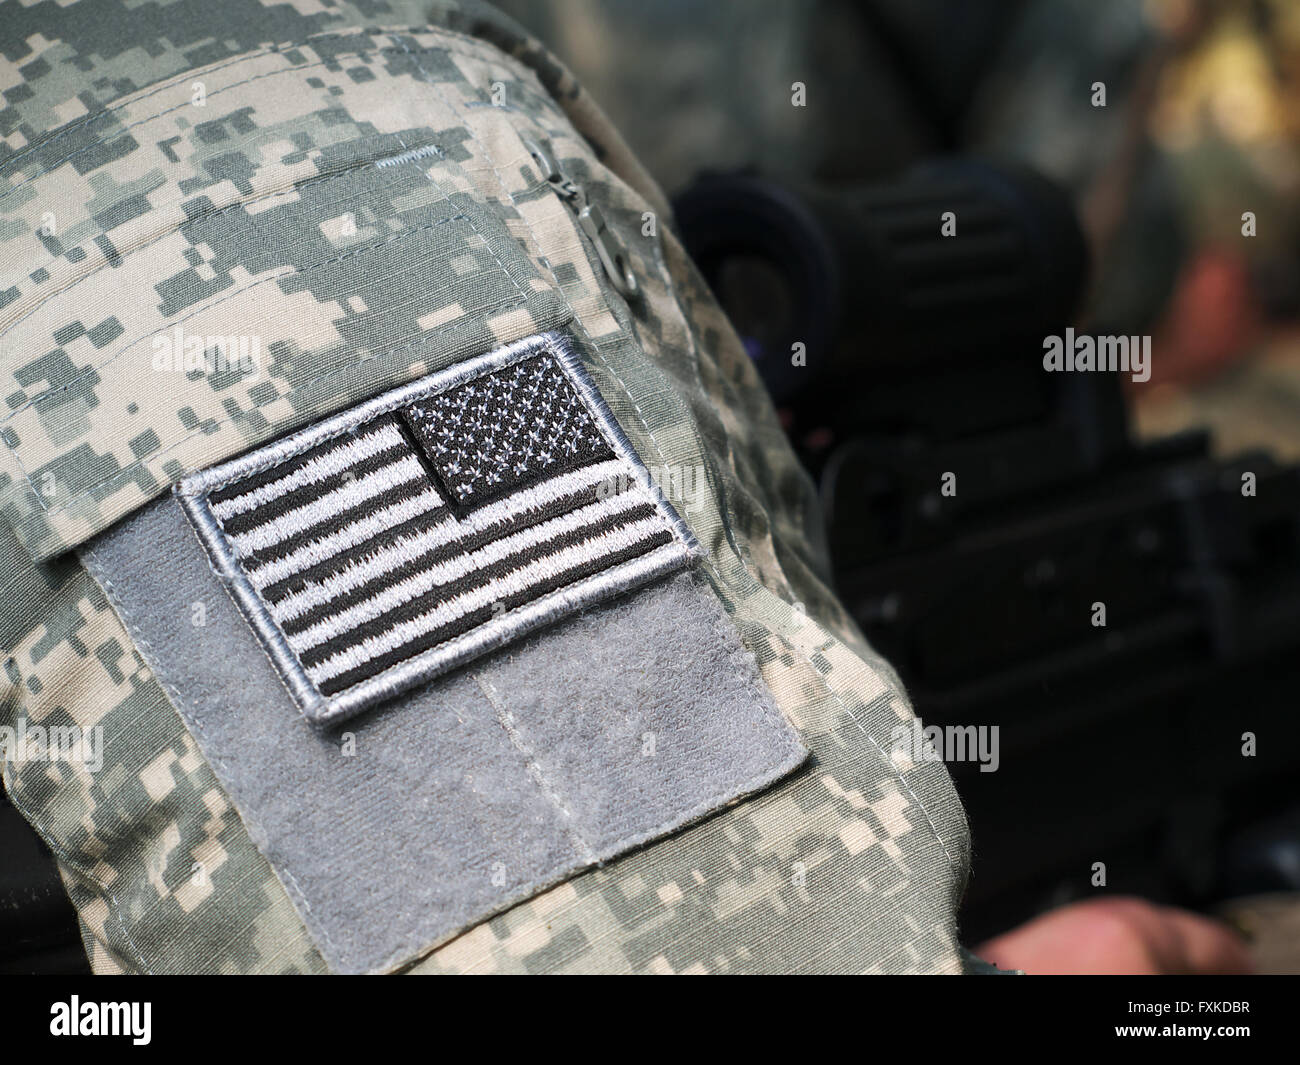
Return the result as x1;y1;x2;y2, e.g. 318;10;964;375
2;24;519;187
447;740;809;975
9;210;463;419
5;214;533;519
79;542;346;966
0;43;453;203
1;25;517;305
4;143;443;343
473;673;596;865
1;29;402;178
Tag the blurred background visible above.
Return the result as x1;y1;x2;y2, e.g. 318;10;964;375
491;0;1300;972
498;0;1300;431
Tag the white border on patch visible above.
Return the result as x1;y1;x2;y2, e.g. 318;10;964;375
177;332;698;729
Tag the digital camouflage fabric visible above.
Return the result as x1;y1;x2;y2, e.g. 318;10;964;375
0;0;971;973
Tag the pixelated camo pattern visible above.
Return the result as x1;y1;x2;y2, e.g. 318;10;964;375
0;0;970;974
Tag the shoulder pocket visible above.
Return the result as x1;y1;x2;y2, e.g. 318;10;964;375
0;46;571;561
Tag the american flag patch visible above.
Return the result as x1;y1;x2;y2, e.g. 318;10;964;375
178;333;696;727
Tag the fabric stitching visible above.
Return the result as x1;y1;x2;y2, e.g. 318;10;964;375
472;672;596;865
645;230;962;875
1;25;521;189
79;541;348;965
19;817;154;974
8;211;463;419
0;43;454;204
182;482;327;716
0;29;399;179
4;143;443;343
448;745;809;976
6;212;533;519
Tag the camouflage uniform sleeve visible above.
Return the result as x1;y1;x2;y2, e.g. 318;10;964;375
0;0;970;973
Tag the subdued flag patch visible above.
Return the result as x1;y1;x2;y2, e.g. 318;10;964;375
178;333;695;727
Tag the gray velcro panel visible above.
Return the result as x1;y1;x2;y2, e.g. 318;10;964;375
81;494;806;973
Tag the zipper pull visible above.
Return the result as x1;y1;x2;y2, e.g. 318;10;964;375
524;137;639;301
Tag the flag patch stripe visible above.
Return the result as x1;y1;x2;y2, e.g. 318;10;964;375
206;417;399;507
255;468;611;603
178;333;695;726
242;487;448;591
291;502;663;659
250;454;628;597
237;479;448;573
311;537;681;696
273;488;658;634
208;419;410;521
225;453;436;555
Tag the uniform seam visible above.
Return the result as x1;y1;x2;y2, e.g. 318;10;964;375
5;212;529;520
80;540;348;966
473;672;596;865
6;211;465;421
4;143;444;345
1;27;537;205
0;42;452;204
1;25;525;193
0;29;401;180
